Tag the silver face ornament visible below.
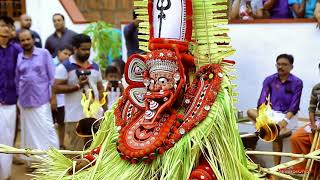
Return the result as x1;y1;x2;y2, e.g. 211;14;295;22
173;73;180;90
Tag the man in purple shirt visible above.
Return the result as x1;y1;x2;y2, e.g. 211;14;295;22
264;0;293;18
0;15;22;180
16;30;58;169
247;54;303;165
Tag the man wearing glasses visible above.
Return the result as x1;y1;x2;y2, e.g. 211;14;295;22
247;54;303;165
0;15;22;180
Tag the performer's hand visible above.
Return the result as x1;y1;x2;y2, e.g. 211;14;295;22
278;120;288;129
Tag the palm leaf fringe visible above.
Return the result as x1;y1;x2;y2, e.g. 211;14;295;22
192;0;235;66
134;0;150;52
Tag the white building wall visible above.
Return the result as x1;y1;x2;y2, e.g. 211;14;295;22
227;22;320;118
25;0;89;47
121;24;128;62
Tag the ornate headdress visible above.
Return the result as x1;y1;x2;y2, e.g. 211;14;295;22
145;50;178;73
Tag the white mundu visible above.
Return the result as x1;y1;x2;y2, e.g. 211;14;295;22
266;109;298;130
0;105;16;180
20;103;59;165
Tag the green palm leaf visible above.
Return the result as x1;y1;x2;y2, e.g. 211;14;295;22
83;21;122;70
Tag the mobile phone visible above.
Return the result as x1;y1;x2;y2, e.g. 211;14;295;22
76;69;91;77
110;80;120;88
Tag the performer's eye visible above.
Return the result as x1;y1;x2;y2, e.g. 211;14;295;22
158;77;168;85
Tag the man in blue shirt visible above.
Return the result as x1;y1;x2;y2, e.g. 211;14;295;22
0;15;22;180
288;0;317;18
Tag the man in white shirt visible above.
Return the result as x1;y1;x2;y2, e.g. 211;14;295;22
54;34;104;150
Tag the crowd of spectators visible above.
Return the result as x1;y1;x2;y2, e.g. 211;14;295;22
230;0;320;23
0;13;126;179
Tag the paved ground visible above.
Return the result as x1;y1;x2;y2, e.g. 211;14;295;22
11;162;31;180
9;129;33;180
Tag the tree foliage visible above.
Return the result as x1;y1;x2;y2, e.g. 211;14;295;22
83;21;122;70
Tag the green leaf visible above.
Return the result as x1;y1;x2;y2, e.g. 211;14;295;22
83;21;122;70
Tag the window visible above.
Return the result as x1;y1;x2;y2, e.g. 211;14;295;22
0;0;26;19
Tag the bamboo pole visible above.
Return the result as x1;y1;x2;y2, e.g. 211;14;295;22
1;144;320;161
269;158;305;171
260;167;297;180
246;150;320;160
303;131;320;180
0;145;89;155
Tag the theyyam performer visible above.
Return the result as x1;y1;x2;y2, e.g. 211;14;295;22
32;0;265;179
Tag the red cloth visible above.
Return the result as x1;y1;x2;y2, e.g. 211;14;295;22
290;126;319;179
189;158;217;180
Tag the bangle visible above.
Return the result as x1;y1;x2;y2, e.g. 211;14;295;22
283;117;290;123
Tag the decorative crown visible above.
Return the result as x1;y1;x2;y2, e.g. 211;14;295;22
145;49;178;73
146;59;178;73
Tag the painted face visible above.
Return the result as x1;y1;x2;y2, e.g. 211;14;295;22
148;71;175;92
124;50;182;124
143;68;180;123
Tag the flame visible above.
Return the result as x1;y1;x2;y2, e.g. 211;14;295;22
255;101;280;142
99;92;108;105
81;89;108;118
